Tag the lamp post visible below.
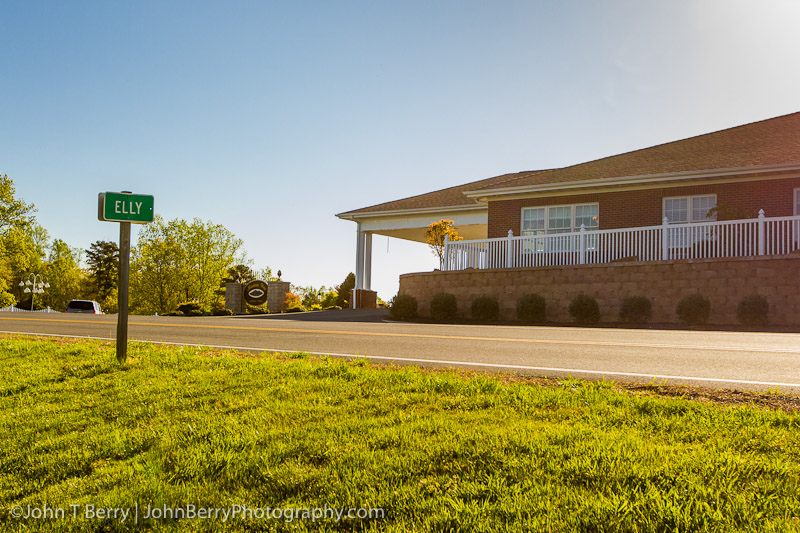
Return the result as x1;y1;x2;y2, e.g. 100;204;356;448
19;273;50;311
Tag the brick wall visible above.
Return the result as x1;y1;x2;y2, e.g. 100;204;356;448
354;289;378;309
399;255;800;325
487;178;800;238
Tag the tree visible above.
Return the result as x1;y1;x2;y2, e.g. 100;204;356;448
99;290;118;314
425;219;463;267
131;216;247;314
291;284;338;309
178;218;246;307
0;175;35;236
130;220;184;314
335;272;355;308
221;264;256;285
217;264;256;300
284;292;303;309
257;266;278;281
0;176;41;306
293;285;322;308
42;239;85;311
0;289;13;308
85;241;119;300
2;224;48;307
320;290;338;308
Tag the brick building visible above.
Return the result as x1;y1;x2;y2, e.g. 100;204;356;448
337;112;800;323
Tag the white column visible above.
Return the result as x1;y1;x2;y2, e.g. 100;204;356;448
354;224;364;309
363;232;373;290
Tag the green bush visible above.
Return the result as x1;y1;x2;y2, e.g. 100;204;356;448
323;305;343;311
286;306;305;313
177;301;204;316
471;296;499;322
100;292;118;314
516;293;546;323
737;295;769;326
619;296;652;324
320;291;339;309
568;293;600;325
676;294;711;326
212;307;234;316
430;292;458;322
388;294;418;321
0;291;15;309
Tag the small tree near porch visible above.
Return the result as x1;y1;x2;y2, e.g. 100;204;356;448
425;219;463;267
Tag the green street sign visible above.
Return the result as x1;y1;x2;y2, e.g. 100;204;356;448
97;190;154;364
98;192;154;224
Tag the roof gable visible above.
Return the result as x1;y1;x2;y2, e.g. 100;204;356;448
337;170;551;217
472;111;800;193
339;111;800;218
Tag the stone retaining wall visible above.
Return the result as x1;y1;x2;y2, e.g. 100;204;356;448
267;281;291;313
398;255;800;325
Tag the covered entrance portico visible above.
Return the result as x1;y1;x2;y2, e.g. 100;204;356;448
337;171;530;308
339;206;488;308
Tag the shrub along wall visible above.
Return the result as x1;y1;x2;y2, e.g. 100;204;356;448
398;255;800;325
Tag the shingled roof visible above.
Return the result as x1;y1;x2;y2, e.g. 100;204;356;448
471;111;800;193
339;111;800;218
337;170;551;217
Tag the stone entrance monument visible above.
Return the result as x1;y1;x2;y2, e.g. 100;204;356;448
225;278;292;314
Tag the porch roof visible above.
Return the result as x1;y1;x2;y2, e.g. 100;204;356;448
336;170;551;219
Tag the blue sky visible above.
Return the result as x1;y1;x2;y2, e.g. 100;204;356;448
3;0;799;299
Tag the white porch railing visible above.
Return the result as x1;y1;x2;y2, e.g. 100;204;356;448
442;210;800;271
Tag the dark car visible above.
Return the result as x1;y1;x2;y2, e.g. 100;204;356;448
65;300;103;314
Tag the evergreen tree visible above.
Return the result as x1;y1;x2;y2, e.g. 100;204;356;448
335;272;355;308
85;240;119;299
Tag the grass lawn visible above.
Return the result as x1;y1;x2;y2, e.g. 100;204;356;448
1;335;799;532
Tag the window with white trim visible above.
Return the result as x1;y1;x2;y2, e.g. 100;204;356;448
521;203;599;252
663;194;717;223
575;204;599;231
521;207;545;236
663;194;717;250
548;206;572;234
521;203;599;235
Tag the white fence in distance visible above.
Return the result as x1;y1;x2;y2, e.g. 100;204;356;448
442;211;800;271
0;305;58;313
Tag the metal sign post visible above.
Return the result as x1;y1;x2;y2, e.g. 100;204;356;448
98;191;154;364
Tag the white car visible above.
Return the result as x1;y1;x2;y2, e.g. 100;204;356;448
65;300;103;314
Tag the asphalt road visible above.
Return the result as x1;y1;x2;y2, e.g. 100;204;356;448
1;310;799;394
